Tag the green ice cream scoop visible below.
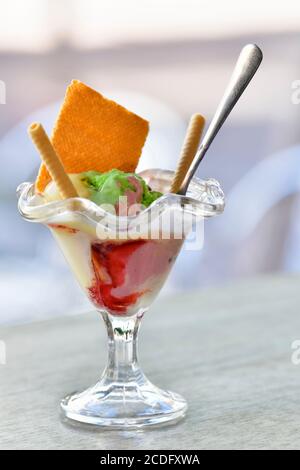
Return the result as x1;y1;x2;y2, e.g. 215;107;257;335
80;169;162;209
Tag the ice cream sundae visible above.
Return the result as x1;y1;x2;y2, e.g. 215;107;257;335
18;43;262;428
18;78;224;427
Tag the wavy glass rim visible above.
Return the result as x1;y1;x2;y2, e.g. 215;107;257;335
17;169;225;226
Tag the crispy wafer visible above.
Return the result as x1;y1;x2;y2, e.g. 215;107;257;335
36;80;149;192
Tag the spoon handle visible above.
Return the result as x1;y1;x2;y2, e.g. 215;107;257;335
178;44;263;195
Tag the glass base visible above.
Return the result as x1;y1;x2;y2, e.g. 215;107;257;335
61;380;187;429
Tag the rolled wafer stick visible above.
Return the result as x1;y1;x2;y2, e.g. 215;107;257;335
170;114;205;193
28;122;78;199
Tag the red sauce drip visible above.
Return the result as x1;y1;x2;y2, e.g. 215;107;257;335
48;223;78;234
89;240;147;314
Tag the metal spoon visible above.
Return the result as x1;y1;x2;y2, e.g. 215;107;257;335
178;43;263;195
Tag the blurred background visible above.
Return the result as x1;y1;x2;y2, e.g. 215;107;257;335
1;0;300;324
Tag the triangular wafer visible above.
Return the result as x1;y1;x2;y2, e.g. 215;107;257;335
36;80;149;192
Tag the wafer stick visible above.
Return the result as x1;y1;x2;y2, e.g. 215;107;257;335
28;123;78;199
170;114;205;193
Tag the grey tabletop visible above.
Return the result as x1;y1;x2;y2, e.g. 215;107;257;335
1;274;300;450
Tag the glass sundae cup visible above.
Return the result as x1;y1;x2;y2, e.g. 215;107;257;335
18;168;224;428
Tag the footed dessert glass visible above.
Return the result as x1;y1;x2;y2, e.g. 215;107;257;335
18;169;224;428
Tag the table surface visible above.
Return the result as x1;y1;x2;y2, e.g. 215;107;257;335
1;274;300;450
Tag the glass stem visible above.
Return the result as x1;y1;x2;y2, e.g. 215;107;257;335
101;311;145;385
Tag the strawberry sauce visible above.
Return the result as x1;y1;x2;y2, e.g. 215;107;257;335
89;240;147;314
